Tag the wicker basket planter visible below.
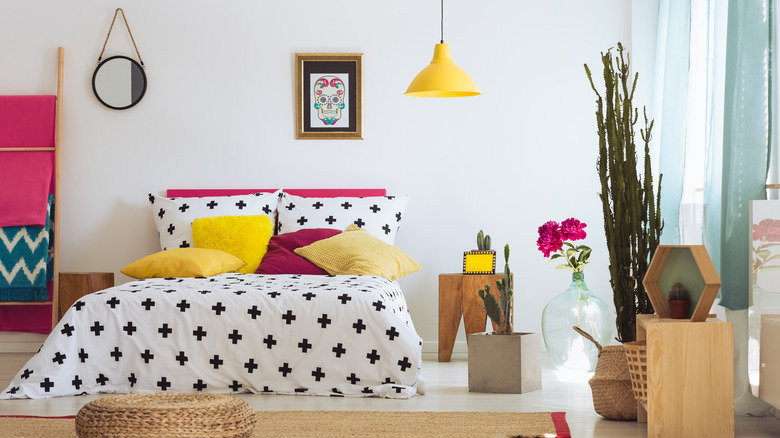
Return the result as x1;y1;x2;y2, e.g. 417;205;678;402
75;393;257;438
623;340;648;406
574;326;637;420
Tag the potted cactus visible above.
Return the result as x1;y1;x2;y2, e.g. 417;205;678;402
667;281;690;319
463;230;496;274
467;245;542;394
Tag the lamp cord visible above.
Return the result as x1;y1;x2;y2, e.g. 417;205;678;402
440;0;444;43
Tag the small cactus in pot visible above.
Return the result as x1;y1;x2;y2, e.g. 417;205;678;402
667;281;690;319
477;230;492;251
478;244;513;335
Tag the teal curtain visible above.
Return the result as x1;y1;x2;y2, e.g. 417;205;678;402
654;0;692;245
703;0;773;311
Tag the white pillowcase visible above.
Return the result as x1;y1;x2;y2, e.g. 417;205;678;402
148;191;281;250
277;192;408;245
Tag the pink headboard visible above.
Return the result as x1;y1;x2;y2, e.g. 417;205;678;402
166;189;387;198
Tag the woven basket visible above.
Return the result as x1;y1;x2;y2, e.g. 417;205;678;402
573;326;637;420
624;340;648;405
75;393;257;438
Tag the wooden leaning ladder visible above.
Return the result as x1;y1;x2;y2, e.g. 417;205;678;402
0;47;63;331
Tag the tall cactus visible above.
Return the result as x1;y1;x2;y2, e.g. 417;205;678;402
478;244;513;335
584;42;663;343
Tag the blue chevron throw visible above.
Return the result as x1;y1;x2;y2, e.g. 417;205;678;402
0;195;52;301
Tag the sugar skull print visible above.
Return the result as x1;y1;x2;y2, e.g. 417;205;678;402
313;75;346;125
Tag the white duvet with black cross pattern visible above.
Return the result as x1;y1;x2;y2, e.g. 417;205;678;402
1;274;423;399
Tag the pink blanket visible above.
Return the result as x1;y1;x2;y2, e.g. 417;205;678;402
0;95;56;227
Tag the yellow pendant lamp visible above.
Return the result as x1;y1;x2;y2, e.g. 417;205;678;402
405;0;480;97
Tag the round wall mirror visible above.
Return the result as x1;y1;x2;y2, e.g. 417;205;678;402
92;55;147;110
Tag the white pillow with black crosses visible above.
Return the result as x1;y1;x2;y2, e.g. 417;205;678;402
277;192;408;245
148;191;281;250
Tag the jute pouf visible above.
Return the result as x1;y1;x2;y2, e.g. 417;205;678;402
75;393;257;437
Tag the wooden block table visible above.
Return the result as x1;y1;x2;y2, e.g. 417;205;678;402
438;273;512;362
636;315;734;437
59;272;114;319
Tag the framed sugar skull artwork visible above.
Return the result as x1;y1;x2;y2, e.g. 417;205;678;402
295;53;363;140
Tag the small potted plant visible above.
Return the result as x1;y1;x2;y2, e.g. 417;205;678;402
667;281;690;319
462;230;496;274
467;245;541;394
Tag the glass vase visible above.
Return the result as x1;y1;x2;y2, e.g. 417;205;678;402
541;272;612;372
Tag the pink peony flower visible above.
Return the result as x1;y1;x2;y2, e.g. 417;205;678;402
537;221;563;257
753;218;780;242
560;218;587;241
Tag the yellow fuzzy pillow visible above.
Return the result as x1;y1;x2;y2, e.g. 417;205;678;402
192;215;274;273
121;248;245;279
294;224;421;280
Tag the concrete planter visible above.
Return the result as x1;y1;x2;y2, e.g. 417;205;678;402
467;332;542;394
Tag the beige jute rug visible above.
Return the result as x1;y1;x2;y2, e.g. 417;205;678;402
0;411;569;438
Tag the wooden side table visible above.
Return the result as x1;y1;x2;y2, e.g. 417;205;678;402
59;272;114;318
438;273;512;362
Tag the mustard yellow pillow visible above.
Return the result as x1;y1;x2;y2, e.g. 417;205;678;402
120;248;245;279
294;224;421;280
192;215;274;274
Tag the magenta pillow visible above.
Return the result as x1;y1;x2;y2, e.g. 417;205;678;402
255;228;341;275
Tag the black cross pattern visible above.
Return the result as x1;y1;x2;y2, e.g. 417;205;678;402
312;367;325;381
128;373;137;387
302;292;316;301
244;358;258;373
106;297;120;308
297;216;308;226
90;321;105;336
235;200;247;209
141;298;156;311
318;314;332;328
346;373;360;385
312;201;324;209
73;300;85;311
167;223;175;235
370;204;381;213
366;349;381;364
298;338;312;353
206;200;218;209
353;319;367;334
72;375;83;390
193;380;207;391
157;377;171;391
96;374;109;386
372;300;386;311
141;349;154;364
247;305;261;319
21;369;33;379
157;208;166;219
382;224;392;235
193;326;207;341
341;202;352;210
282;310;297;324
148;194;155;204
176;351;188;366
60;323;75;337
228;329;243;344
210;355;224;369
263;334;277;349
386;326;400;341
338;294;352;304
40;378;54;392
229;380;243;392
158;323;173;338
325;215;337;224
354;218;366;228
52;351;66;365
79;349;88;363
176;300;191;312
110;347;122;361
278;362;292;377
398;356;412;372
178;203;189;212
332;343;346;358
212;302;226;315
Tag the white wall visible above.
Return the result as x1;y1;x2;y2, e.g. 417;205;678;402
0;1;653;352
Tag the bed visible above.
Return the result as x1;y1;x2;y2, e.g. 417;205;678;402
1;189;424;400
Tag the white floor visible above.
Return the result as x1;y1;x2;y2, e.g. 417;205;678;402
1;352;779;437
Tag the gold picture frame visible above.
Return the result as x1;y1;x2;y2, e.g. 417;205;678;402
295;53;363;140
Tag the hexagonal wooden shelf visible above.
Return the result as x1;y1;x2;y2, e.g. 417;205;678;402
642;245;721;321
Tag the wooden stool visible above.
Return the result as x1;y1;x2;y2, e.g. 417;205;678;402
75;393;257;437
